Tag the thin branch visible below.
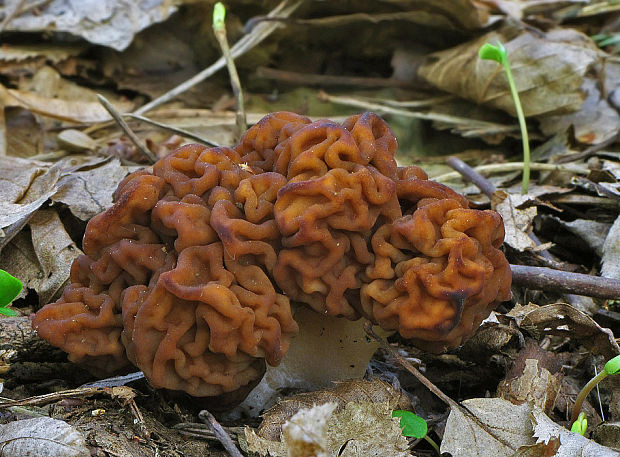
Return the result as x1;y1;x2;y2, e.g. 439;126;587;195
511;264;620;299
446;156;496;198
134;0;302;116
97;94;156;164
198;410;244;457
124;113;220;147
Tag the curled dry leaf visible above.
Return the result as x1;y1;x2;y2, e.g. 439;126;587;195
0;417;89;457
419;29;597;117
520;303;620;360
0;0;179;51
491;190;537;251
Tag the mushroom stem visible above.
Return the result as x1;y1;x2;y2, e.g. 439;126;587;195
237;306;388;416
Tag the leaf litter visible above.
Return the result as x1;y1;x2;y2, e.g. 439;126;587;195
0;0;618;456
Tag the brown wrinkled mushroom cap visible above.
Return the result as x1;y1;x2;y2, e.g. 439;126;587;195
33;112;511;401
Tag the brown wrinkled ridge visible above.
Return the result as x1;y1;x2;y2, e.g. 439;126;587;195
33;111;511;401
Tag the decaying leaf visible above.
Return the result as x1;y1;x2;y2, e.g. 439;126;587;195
0;0;179;51
531;407;620;457
255;378;410;441
492;190;537;251
52;158;128;220
520;304;620;360
419;29;597;117
0;417;89;457
548;216;610;257
246;400;410;457
29;209;83;305
441;398;535;456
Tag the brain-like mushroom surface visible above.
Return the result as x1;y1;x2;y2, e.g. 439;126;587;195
32;112;511;400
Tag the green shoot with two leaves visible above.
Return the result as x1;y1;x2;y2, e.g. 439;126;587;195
392;410;440;454
0;269;21;316
479;42;531;194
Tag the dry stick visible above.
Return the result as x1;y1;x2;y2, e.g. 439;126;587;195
213;3;246;137
433;162;588;183
445;156;497;197
364;323;516;451
198;410;244;457
511;265;620;299
97;94;156;164
124;113;220;147
134;0;302;116
0;0;28;33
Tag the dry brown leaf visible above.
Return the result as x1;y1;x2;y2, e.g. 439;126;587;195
520;303;620;360
0;417;89;457
245;400;410;457
442;398;535;456
52;158;128;220
602;215;620;281
0;156;49;203
0;44;86;63
0;231;42;301
0;0;179;51
256;378;410;442
492;190;537;251
497;358;560;414
419;29;597;117
29;209;83;305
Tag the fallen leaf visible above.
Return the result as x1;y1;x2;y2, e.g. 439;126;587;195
531;407;620;456
0;0;179;51
492;190;537;251
29;209;83;305
441;398;535;456
246;400;410;457
602;215;620;280
419;29;597;117
0;417;89;457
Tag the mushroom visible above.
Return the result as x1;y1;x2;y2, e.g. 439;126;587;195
32;112;511;411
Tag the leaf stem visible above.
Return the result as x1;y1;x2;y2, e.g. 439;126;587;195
571;369;607;423
501;55;530;194
424;435;441;455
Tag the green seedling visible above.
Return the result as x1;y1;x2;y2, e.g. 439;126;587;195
570;354;620;424
479;42;531;194
392;410;440;454
570;412;588;436
0;269;21;316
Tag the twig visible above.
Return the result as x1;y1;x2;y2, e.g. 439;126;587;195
446;156;497;197
134;0;302;116
511;264;620;299
556;130;620;164
0;386;130;408
124;113;220;147
0;0;27;33
198;410;244;457
97;94;156;164
433;161;588;182
174;422;245;441
255;66;415;88
213;2;246;137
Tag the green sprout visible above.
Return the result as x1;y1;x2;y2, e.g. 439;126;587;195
212;2;226;29
479;42;531;194
392;410;440;455
570;355;620;424
0;269;21;316
571;412;588;436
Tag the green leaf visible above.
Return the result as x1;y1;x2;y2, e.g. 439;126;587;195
571;412;588;435
478;43;506;64
213;2;226;28
0;307;18;317
392;410;428;439
0;270;22;307
604;355;620;375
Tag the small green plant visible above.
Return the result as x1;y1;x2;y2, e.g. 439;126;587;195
479;42;531;194
392;410;440;454
570;354;620;424
570;412;588;436
0;269;22;316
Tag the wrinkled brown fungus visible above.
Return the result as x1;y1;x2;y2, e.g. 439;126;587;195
33;112;511;406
